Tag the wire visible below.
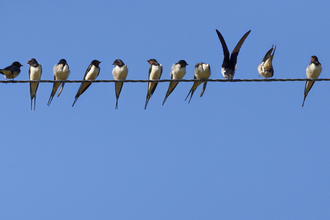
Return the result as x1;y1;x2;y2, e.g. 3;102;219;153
0;78;328;83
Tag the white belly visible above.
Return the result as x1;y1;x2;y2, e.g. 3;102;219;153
149;65;162;80
195;64;210;79
54;64;70;80
112;65;128;80
171;64;186;79
306;63;322;79
29;65;42;80
85;65;100;80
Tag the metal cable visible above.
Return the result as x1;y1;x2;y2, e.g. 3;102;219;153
0;78;328;83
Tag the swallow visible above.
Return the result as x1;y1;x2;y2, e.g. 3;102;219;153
162;60;188;105
72;60;101;107
0;61;23;79
216;29;251;79
258;45;276;78
302;55;322;107
27;58;42;111
185;63;211;103
47;59;70;106
145;59;163;109
112;59;128;109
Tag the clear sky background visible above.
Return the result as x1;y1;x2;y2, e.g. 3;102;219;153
1;0;329;219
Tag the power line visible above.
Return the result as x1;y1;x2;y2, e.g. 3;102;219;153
0;78;328;83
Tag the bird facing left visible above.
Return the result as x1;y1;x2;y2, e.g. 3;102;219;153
145;59;163;109
27;58;42;111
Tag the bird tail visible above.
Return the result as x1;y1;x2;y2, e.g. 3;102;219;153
185;86;192;100
200;82;207;97
162;82;178;105
162;94;169;105
302;80;315;107
30;82;37;111
188;91;195;103
115;98;119;109
72;97;79;107
271;45;277;60
185;89;192;102
57;83;65;97
185;82;200;104
145;97;150;110
30;93;35;111
34;96;37;111
47;91;55;106
47;82;62;106
30;96;37;111
115;82;124;110
302;95;307;107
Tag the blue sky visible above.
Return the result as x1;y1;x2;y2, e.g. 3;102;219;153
1;0;329;219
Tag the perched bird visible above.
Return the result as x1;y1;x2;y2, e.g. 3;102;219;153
185;62;211;103
302;55;322;107
0;61;23;79
258;45;276;78
47;59;70;106
72;60;101;107
27;58;42;111
145;59;163;109
162;60;188;105
216;29;251;79
112;59;128;109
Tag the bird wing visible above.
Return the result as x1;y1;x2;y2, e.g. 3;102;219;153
230;30;251;66
262;47;274;62
216;29;230;64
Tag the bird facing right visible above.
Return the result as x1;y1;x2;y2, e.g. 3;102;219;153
72;60;101;107
302;55;322;107
0;61;23;80
185;62;211;103
27;58;42;111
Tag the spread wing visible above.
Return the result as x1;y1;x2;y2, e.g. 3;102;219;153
216;29;230;64
230;30;251;65
231;30;251;57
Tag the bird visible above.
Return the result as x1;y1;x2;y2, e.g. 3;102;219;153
185;62;211;103
27;58;42;111
258;45;276;78
112;59;128;109
0;61;23;80
162;60;188;105
47;59;70;106
216;29;251;79
302;55;322;107
145;59;163;109
72;60;101;107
